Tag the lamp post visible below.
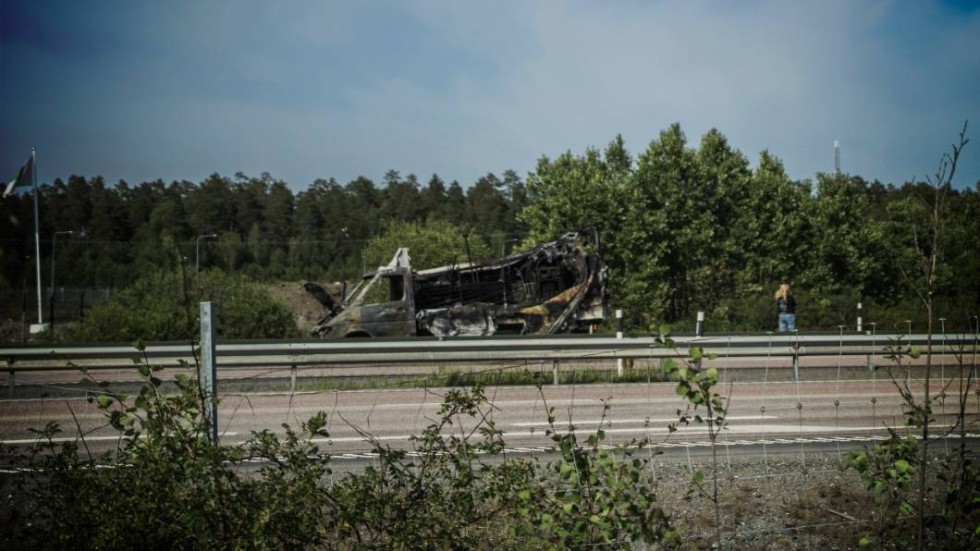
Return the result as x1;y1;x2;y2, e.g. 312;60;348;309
196;234;217;273
49;230;75;331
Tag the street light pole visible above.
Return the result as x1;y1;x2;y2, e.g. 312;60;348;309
196;234;217;273
49;230;75;331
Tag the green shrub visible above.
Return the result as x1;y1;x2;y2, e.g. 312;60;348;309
1;358;333;550
1;364;676;550
67;268;301;341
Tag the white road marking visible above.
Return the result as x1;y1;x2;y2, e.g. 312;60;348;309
510;415;780;427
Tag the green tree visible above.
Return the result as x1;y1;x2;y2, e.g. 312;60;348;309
733;151;807;293
942;185;980;318
188;173;237;235
797;173;886;327
700;151;812;330
420;173;448;219
501;169;529;237
361;219;493;271
379;170;422;223
631;124;702;323
264;180;294;246
466;172;509;247
690;129;753;313
231;172;268;236
213;231;246;272
442;181;468;226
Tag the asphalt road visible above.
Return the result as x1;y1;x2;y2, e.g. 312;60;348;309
2;372;977;461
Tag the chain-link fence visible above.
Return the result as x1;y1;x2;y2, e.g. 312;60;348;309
0;287;110;343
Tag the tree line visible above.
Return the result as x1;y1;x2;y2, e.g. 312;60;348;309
1;123;976;332
0;168;528;287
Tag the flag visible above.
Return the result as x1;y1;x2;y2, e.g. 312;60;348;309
3;155;35;198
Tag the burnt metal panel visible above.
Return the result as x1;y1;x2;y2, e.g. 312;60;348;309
307;230;608;338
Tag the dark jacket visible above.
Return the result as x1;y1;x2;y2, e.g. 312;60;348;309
777;295;796;315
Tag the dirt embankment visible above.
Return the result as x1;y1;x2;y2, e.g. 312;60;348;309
266;281;345;335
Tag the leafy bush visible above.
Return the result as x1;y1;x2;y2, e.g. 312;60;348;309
1;360;675;550
67;267;301;341
1;358;332;549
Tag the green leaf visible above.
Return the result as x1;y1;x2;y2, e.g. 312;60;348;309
589;514;609;529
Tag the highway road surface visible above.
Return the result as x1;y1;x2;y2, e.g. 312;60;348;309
2;373;977;461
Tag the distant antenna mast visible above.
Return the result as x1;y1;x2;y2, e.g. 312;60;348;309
834;140;841;174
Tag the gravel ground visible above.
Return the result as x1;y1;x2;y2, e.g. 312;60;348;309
643;448;976;550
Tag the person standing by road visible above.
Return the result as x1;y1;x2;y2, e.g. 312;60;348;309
775;283;796;332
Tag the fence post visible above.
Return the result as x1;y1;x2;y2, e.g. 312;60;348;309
199;301;218;445
553;359;560;386
290;364;297;393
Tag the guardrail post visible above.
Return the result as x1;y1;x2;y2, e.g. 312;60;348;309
695;311;705;371
867;322;876;371
290;364;297;393
792;330;800;382
553;359;560;386
616;309;624;376
199;301;218;445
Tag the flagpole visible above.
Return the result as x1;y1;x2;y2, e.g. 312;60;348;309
31;146;44;328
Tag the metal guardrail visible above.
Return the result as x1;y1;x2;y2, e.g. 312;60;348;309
3;333;977;372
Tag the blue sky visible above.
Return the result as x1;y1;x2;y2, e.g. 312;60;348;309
2;1;978;191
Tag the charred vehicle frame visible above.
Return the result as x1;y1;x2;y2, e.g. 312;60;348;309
304;230;608;338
